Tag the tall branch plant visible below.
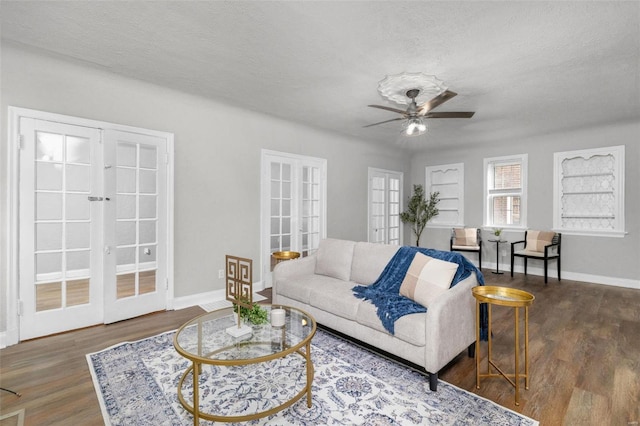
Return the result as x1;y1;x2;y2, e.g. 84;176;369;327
399;185;440;247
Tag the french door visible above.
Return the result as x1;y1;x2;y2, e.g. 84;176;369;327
18;116;169;339
368;168;403;245
103;130;168;323
19;119;103;339
261;150;326;286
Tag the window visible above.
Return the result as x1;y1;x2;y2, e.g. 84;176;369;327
553;145;625;237
425;163;464;227
368;168;403;245
484;154;527;228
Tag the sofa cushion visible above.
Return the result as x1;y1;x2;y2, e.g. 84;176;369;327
308;280;360;321
315;238;356;281
399;252;458;308
356;301;426;346
276;274;341;304
350;242;399;285
526;230;555;252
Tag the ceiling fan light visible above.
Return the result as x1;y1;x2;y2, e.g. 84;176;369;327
404;118;427;136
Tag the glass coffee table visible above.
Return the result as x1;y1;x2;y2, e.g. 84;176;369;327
173;305;316;424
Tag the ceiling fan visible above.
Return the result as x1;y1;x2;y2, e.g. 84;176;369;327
365;89;475;136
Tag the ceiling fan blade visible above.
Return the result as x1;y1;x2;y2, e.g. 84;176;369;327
425;111;475;118
363;117;405;128
418;90;457;115
367;105;407;115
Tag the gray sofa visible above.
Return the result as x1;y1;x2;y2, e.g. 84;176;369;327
272;238;479;391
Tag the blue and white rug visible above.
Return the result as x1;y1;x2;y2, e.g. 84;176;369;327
87;326;538;425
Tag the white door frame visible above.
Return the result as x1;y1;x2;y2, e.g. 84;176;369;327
4;106;175;346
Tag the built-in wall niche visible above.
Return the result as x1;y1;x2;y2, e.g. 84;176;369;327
553;145;625;237
425;163;464;227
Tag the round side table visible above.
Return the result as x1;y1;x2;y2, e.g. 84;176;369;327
272;251;300;264
472;285;535;406
488;239;508;274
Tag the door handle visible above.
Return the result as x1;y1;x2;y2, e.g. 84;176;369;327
88;196;110;201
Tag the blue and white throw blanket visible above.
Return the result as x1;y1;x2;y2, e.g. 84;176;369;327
353;246;488;339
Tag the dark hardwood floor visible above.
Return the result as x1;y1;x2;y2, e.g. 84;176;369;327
1;272;638;425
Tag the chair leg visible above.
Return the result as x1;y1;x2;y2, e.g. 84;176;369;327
510;254;514;277
478;250;482;270
524;258;528;275
558;257;561;281
544;258;548;284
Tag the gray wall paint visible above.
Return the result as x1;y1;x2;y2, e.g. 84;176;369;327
410;122;640;282
0;43;410;332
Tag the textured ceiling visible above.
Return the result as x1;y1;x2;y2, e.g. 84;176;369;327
1;1;639;151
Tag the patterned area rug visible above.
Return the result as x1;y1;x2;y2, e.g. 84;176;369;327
87;326;538;425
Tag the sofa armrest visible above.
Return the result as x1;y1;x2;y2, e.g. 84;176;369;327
272;255;317;293
423;275;477;373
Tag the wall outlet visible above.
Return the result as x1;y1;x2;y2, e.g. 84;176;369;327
218;269;224;279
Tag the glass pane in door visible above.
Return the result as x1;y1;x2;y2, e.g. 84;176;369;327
115;141;158;299
269;162;293;270
300;166;321;256
370;175;386;244
388;177;401;245
34;131;92;312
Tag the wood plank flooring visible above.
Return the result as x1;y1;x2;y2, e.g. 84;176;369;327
1;272;639;425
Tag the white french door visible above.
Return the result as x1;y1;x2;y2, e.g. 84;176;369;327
19;119;104;339
368;168;403;245
103;130;167;323
17;115;170;340
261;150;327;287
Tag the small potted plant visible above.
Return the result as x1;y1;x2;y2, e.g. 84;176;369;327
493;228;503;239
233;297;269;325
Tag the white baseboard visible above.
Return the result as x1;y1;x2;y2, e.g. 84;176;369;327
172;281;265;311
0;326;19;349
484;261;640;290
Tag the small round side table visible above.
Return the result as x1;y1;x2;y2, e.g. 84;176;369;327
472;285;535;406
272;251;300;264
488;239;508;274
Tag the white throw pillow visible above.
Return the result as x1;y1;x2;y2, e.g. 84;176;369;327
399;252;459;308
315;238;356;281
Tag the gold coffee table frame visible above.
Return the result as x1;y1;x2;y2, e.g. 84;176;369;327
173;305;316;424
472;286;535;406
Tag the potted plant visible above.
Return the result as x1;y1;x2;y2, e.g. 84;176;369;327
493;228;503;239
233;297;269;325
399;185;440;247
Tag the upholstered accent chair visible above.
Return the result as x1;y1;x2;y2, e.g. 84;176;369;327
510;230;561;284
450;228;482;270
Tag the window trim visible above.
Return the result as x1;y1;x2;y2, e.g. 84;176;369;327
483;154;528;230
552;145;626;237
425;163;465;228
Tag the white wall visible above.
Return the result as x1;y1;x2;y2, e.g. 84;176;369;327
0;42;410;333
410;122;640;285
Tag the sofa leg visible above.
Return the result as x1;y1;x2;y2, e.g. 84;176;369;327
468;342;476;358
429;372;438;391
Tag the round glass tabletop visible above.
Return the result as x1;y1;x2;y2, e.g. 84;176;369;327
174;304;316;364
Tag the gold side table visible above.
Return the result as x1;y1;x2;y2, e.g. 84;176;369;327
472;285;535;406
272;251;300;264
